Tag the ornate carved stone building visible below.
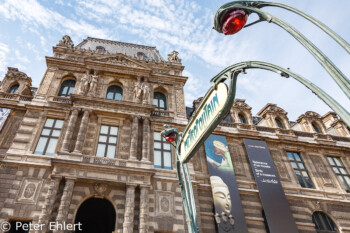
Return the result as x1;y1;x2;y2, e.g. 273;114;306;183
0;36;350;233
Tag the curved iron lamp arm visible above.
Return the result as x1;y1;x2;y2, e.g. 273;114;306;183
241;1;350;53
211;61;350;127
213;1;350;99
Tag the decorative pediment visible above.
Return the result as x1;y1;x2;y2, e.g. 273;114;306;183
297;111;322;122
232;99;251;110
257;103;287;117
87;54;150;70
4;67;31;82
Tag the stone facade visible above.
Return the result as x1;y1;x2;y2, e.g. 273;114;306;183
0;35;350;233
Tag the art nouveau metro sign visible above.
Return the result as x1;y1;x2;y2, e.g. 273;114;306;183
179;82;229;163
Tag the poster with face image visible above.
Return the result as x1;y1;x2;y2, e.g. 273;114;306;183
204;134;248;233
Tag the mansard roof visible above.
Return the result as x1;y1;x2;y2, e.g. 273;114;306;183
76;37;164;62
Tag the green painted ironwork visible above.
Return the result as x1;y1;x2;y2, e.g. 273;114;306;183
213;1;350;99
163;60;350;233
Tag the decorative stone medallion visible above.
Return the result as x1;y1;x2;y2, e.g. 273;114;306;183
16;178;42;204
156;191;174;216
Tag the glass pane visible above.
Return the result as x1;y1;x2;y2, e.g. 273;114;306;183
154;142;161;149
154;132;161;141
298;163;305;169
304;177;313;188
59;86;68;96
164;152;172;169
99;135;107;142
45;138;58;156
153;99;158;106
344;176;350;185
96;144;106;157
159;99;165;108
291;162;298;169
154;151;162;168
115;93;122;100
68;87;74;95
34;137;48;155
106;92;114;99
110;127;118;136
340;168;348;175
106;145;116;158
100;125;109;134
41;129;51;136
52;130;61;137
333;167;340;174
327;157;335;166
109;136;117;144
334;158;342;166
293;152;301;161
163;143;171;150
301;171;309;177
55;120;64;129
287;152;294;160
45;119;54;127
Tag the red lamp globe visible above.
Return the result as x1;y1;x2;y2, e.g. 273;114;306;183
165;132;177;143
221;9;248;35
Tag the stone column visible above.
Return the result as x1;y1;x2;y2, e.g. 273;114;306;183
35;177;61;233
123;184;137;233
53;179;75;233
141;118;150;161
61;109;79;152
73;110;90;154
139;186;149;233
129;116;139;160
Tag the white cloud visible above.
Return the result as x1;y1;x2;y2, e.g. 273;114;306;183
0;42;9;78
0;0;110;39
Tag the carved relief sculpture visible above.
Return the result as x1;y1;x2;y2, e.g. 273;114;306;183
141;80;151;104
133;77;143;103
88;74;98;97
79;72;90;95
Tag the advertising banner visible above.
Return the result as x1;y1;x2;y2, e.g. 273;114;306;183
243;138;298;233
204;134;248;233
0;108;11;132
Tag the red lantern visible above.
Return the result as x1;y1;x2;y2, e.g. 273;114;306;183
165;132;177;142
222;9;248;35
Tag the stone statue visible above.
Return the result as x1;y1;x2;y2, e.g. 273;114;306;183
167;50;181;63
134;78;142;103
79;73;90;95
88;74;98;97
141;80;151;104
57;35;74;48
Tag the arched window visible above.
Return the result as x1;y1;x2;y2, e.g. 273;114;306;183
154;92;167;110
312;122;321;134
276;118;285;129
8;84;19;94
58;79;76;97
312;212;337;232
222;113;233;123
238;113;247;124
106;85;123;101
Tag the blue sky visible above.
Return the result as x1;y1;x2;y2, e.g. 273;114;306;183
0;0;349;121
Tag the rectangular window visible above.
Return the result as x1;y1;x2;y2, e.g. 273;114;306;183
96;125;118;158
327;157;350;193
34;118;64;156
154;132;172;169
287;151;314;188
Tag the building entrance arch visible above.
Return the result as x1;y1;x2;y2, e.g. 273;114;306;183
75;197;116;233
